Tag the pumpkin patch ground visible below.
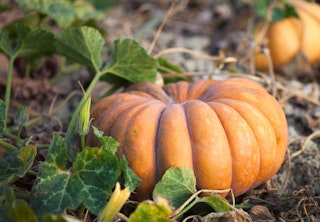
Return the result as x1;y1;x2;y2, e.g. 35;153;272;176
1;0;320;221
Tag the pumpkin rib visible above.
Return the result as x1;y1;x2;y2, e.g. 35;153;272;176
88;97;151;146
202;83;288;176
207;101;260;196
156;104;194;181
90;93;148;118
187;79;219;100
212;98;277;188
125;82;171;103
163;81;190;103
183;100;233;192
121;101;166;200
110;100;166;200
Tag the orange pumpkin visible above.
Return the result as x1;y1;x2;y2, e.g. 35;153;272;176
87;78;288;200
255;0;320;70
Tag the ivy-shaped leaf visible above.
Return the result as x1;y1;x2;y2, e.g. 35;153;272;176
153;167;196;209
30;134;121;216
119;156;141;192
92;126;141;191
103;39;158;83
0;145;37;185
55;26;104;72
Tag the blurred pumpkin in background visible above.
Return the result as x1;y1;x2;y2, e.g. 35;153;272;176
254;0;320;71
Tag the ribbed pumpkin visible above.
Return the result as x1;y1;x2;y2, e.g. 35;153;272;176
87;78;288;200
255;0;320;70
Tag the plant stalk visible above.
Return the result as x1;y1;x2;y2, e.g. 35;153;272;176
4;55;16;131
0;139;18;151
65;70;105;155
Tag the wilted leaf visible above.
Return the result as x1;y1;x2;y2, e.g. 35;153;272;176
55;26;104;72
152;167;196;209
0;145;37;185
30;134;121;216
103;39;158;83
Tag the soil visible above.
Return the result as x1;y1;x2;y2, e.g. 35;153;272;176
1;0;320;221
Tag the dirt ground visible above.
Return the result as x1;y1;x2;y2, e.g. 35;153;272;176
1;0;320;221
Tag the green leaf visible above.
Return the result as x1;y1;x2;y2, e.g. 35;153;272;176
0;100;5;137
119;156;141;192
46;2;76;28
0;29;12;55
129;200;171;222
253;0;272;20
152;167;196;209
157;57;186;83
0;185;15;221
200;195;230;213
87;0;118;10
55;26;104;72
0;145;37;185
30;134;121;216
1;186;32;222
283;2;299;18
15;0;77;28
271;2;299;23
8;202;38;222
103;39;158;83
92;126;119;154
5;23;55;59
91;127;141;192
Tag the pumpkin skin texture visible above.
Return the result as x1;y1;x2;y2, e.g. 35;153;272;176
87;78;288;200
255;0;320;70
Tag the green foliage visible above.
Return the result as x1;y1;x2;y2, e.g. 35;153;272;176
15;0;105;28
0;146;37;185
0;185;31;222
153;167;196;209
271;3;299;23
129;199;172;222
253;0;299;22
30;135;122;215
200;195;231;213
103;39;158;83
0;23;55;58
55;26;104;72
157;57;186;83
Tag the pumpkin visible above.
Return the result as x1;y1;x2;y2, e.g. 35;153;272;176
254;0;320;70
87;78;288;200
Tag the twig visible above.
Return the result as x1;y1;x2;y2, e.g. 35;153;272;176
291;130;320;159
148;2;176;55
279;148;291;194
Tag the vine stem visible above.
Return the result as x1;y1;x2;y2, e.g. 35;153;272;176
4;55;16;131
65;70;105;158
0;139;17;151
